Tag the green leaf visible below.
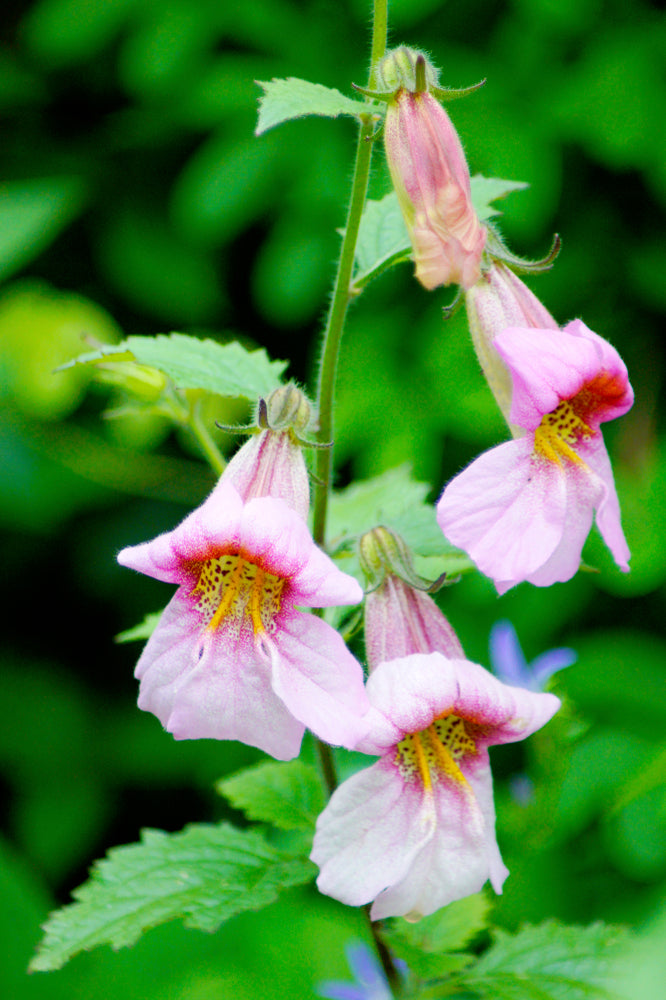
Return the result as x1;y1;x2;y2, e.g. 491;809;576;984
115;611;162;644
255;77;373;135
382;894;491;980
30;823;316;972
353;192;412;289
0;176;86;282
328;465;474;582
458;921;629;1000
61;333;288;401
217;761;325;833
353;175;528;289
471;175;529;220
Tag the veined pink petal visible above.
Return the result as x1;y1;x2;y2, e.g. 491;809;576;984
133;594;304;759
223;429;309;520
580;434;630;571
437;438;569;586
496;321;632;432
359;655;560;754
369;767;490;920
312;757;437;908
271;613;369;749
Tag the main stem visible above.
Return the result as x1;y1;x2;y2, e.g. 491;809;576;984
312;0;387;547
310;2;402;994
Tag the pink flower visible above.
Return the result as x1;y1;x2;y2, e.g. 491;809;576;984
311;652;560;920
118;477;369;760
437;319;633;593
380;47;485;291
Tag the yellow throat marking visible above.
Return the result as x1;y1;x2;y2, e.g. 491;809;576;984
534;399;593;466
190;554;284;636
395;715;477;790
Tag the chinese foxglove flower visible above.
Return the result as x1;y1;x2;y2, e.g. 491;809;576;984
311;652;560;920
379;47;486;290
118;445;369;759
437;319;633;593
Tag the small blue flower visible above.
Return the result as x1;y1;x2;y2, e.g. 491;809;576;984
489;620;576;692
317;942;399;1000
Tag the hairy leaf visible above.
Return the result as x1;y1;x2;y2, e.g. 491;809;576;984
458;920;629;1000
217;761;325;833
30;824;315;972
60;333;287;401
255;77;373;135
382;894;490;980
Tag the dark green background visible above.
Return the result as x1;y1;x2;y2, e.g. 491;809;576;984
1;0;665;996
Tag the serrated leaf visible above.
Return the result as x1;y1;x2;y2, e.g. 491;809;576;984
61;333;287;401
217;761;325;833
115;611;161;644
459;921;629;1000
30;823;316;972
382;894;490;981
471;176;529;220
255;77;373;135
353;175;528;289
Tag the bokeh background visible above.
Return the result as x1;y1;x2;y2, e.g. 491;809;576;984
2;0;665;997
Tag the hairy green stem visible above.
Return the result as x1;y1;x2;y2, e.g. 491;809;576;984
312;0;388;547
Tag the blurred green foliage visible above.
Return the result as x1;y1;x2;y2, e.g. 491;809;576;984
1;0;665;996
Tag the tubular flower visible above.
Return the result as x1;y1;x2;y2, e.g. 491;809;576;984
118;478;369;760
465;261;559;427
311;652;560;920
380;48;486;290
437;320;634;593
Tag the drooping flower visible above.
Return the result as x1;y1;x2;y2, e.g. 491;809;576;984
118;458;369;760
437;319;633;593
379;47;486;290
311;652;560;920
489;619;576;692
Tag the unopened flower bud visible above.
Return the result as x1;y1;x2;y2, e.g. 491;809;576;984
465;261;559;428
382;49;486;290
377;46;439;94
264;383;312;435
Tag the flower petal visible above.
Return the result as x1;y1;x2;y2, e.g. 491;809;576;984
312;757;436;908
360;654;560;752
134;592;304;759
580;433;630;571
370;763;496;920
495;321;632;432
272;613;369;749
437;438;568;590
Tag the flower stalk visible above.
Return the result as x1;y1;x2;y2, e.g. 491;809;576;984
312;0;388;548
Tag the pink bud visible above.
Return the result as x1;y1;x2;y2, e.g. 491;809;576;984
384;89;486;290
465;262;559;427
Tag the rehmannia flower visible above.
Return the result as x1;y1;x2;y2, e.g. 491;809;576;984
378;47;486;290
118;408;369;760
311;545;559;919
437;320;633;593
311;652;560;920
